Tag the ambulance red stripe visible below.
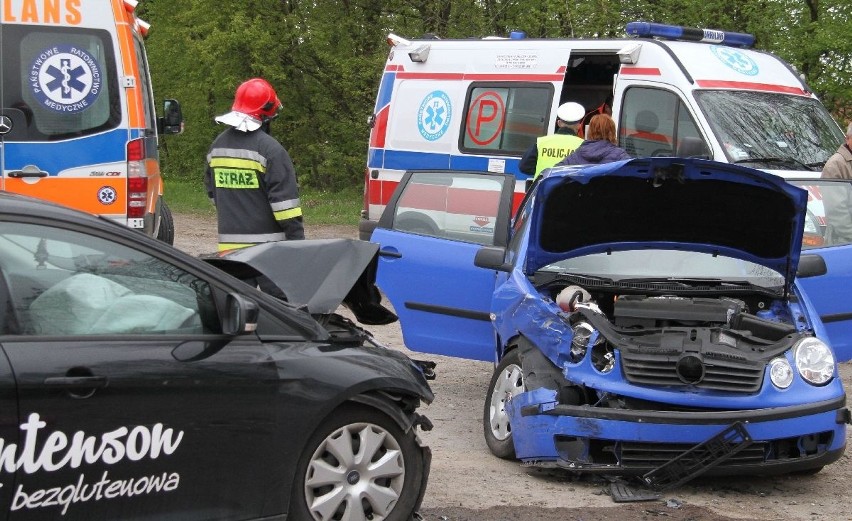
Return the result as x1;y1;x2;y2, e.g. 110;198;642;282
394;72;563;81
620;67;662;76
696;80;808;96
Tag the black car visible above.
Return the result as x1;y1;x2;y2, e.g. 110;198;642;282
0;193;433;520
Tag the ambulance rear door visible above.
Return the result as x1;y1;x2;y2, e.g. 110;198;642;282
0;2;127;223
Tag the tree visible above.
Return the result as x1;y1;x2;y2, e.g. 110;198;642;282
137;0;852;190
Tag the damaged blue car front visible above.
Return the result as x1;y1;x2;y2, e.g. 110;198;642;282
372;158;852;483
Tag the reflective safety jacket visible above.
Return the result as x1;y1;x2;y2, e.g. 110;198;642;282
204;128;305;251
534;133;584;178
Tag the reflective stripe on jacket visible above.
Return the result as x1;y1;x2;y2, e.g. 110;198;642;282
204;127;304;250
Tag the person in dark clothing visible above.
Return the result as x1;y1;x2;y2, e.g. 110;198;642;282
518;101;585;179
205;78;304;252
555;114;630;167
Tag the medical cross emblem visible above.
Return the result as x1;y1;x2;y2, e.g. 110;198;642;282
30;45;102;114
46;59;88;99
417;91;452;141
425;101;445;130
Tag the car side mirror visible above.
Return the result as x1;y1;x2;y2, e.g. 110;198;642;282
797;253;827;278
222;293;259;335
158;99;184;135
474;246;512;272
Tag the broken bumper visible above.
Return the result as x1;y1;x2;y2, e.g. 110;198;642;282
509;388;848;475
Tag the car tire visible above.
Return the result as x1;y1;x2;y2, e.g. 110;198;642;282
483;348;524;459
290;404;425;521
156;200;175;245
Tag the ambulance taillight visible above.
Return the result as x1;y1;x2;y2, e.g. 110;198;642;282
127;138;148;219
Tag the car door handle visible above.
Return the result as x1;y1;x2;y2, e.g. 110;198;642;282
378;249;402;259
8;165;49;178
44;376;108;389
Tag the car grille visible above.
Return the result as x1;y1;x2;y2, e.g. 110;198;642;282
620;351;765;393
617;440;767;468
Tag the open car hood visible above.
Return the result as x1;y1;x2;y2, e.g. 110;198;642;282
204;239;397;325
527;158;808;288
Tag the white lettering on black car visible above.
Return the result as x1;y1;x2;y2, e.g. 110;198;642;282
12;471;180;516
0;413;184;516
0;413;183;473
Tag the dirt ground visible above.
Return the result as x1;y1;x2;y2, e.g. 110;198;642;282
174;213;852;521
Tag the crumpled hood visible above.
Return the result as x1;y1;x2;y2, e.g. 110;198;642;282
204;239;397;325
527;158;808;287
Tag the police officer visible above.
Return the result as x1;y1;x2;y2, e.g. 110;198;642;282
519;101;585;179
205;78;305;252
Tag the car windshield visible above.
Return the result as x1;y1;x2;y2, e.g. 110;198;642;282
695;90;843;170
538;249;785;290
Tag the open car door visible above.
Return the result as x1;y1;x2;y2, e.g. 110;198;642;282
372;170;516;361
789;179;852;361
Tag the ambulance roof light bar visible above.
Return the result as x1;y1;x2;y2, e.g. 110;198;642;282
625;22;755;48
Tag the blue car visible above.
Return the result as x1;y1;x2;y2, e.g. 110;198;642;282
371;157;852;483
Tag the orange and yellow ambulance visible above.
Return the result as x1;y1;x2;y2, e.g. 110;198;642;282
0;0;182;243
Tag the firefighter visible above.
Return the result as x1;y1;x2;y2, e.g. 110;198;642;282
205;78;305;252
518;101;585;179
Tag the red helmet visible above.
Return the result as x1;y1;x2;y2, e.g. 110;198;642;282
231;78;282;119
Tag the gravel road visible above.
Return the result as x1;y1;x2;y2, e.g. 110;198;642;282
173;212;852;521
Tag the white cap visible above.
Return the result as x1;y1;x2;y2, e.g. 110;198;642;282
215;111;262;132
556;102;585;124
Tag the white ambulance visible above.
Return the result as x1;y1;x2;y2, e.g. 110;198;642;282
0;0;183;243
361;22;844;240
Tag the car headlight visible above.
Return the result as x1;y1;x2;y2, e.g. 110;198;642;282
569;321;614;373
570;321;596;363
769;357;793;389
794;338;835;385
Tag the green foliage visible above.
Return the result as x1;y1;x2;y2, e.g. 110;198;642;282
139;0;852;193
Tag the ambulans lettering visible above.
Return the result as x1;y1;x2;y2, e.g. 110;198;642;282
2;0;82;25
0;413;184;474
30;44;102;113
11;470;181;516
418;90;452;141
215;169;259;189
710;45;759;76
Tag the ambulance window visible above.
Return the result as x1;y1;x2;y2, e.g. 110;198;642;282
460;83;552;156
132;34;157;132
8;27;120;141
620;87;707;158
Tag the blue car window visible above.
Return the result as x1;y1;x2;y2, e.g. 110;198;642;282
393;172;505;245
0;222;218;336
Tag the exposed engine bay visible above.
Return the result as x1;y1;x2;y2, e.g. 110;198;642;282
524;283;807;400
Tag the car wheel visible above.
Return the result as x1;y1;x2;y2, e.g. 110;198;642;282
483;348;524;459
291;404;425;521
156;200;175;245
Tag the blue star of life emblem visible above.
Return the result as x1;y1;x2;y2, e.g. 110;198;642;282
30;45;102;113
418;91;452;141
